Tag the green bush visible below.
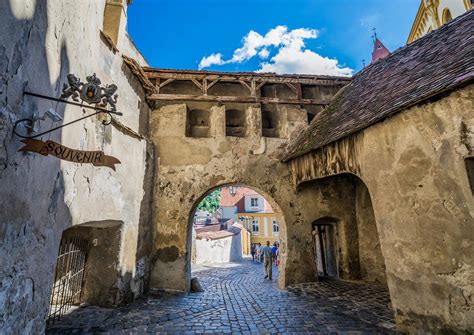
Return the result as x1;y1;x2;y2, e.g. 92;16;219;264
197;189;221;213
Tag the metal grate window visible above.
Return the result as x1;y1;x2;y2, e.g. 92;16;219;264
47;236;90;327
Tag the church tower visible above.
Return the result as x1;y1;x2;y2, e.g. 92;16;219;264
371;32;390;64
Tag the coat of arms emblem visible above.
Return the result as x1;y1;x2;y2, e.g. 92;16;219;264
60;73;118;112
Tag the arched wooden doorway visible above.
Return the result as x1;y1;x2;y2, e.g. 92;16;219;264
312;217;339;277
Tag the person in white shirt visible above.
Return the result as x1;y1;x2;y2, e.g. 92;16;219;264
256;243;262;263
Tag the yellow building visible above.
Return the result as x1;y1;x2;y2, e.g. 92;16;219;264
407;0;472;44
240;212;281;253
219;186;280;255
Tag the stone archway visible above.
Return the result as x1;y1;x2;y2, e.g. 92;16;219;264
146;69;347;293
155;182;287;291
148;101;309;292
184;183;288;291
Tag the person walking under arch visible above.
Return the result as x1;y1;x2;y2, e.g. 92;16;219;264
272;242;279;266
256;243;262;263
262;241;274;280
251;243;256;261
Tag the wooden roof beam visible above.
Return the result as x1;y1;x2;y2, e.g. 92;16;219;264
144;71;349;86
147;93;330;105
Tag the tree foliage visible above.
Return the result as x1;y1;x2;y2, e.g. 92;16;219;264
197;189;221;213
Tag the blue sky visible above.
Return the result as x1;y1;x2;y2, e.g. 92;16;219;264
128;0;419;75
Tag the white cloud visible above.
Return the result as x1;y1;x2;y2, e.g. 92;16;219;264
198;53;224;69
259;48;353;76
198;25;352;76
258;48;270;59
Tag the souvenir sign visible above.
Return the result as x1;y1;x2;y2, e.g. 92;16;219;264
14;73;122;170
19;139;120;170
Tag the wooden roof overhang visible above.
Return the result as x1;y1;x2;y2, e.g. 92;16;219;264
283;10;474;187
141;68;351;105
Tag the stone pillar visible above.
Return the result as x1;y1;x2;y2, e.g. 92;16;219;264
210;105;225;138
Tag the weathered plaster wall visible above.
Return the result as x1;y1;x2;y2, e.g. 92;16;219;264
0;1;152;333
289;85;474;333
149;100;318;291
195;234;243;264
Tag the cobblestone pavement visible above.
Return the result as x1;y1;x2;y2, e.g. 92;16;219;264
47;259;396;334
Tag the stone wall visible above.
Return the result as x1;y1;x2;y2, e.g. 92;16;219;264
288;85;474;332
0;1;153;333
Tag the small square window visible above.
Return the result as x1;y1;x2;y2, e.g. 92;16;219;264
250;197;259;207
272;219;279;235
252;220;260;235
186;109;210;138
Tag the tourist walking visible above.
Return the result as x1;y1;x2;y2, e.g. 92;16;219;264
272;242;279;266
256;243;262;263
250;243;256;261
262;241;274;280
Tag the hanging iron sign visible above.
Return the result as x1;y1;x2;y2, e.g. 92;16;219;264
14;73;121;170
19;139;120;170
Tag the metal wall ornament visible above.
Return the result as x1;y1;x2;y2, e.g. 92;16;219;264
61;73;118;112
14;73;122;170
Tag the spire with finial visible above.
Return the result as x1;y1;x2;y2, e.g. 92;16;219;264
371;28;390;64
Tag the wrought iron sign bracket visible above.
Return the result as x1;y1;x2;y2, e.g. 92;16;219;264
13;73;122;170
14;73;121;139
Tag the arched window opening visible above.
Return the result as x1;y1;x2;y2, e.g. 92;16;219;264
442;8;453;24
225;109;246;137
186;109;210;138
261;110;280;138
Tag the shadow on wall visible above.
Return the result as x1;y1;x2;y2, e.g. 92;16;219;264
0;0;74;333
229;232;243;262
43;270;135;332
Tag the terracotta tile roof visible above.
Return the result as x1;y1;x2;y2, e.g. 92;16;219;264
196;223;243;240
220;186;274;212
283;10;474;162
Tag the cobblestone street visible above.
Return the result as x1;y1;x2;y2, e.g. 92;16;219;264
47;259;395;334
